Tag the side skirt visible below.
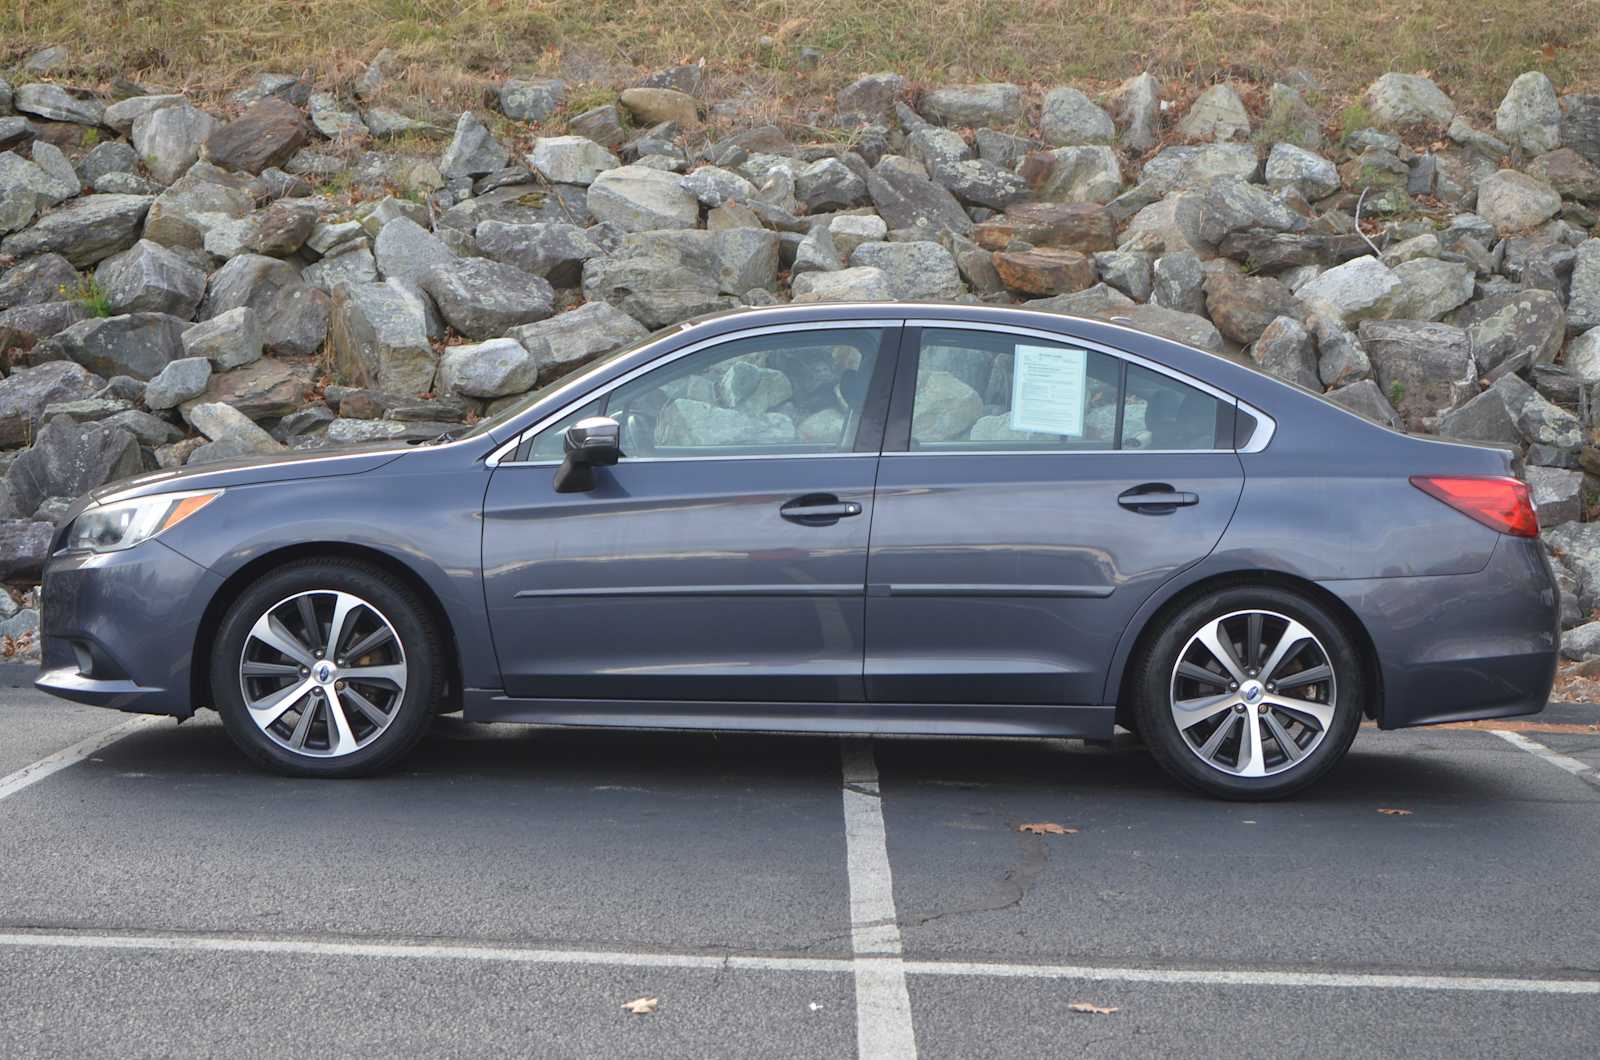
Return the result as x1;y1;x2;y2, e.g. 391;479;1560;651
461;691;1116;740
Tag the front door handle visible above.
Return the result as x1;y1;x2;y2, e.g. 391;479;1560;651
780;494;863;526
1118;484;1198;513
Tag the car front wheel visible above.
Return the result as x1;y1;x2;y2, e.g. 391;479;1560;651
210;559;442;777
1132;586;1365;800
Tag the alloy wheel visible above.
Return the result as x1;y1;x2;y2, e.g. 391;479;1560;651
1168;609;1337;778
238;589;408;758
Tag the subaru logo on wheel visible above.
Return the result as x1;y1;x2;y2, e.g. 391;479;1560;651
315;662;334;683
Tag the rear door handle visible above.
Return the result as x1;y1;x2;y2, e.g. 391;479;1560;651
1118;484;1198;513
780;494;863;526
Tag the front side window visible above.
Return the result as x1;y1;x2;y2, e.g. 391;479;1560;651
909;329;1122;451
526;327;887;460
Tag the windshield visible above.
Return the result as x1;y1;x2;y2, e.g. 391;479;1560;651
452;320;685;442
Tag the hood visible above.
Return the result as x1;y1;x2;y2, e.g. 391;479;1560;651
84;444;410;507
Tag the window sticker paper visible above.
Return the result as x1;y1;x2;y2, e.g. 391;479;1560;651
1009;345;1087;436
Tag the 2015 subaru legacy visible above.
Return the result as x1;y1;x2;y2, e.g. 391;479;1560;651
34;303;1559;799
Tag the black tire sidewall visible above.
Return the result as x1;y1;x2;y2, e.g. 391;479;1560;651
1134;586;1363;800
210;559;440;778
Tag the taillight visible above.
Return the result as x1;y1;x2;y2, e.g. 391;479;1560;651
1409;476;1539;538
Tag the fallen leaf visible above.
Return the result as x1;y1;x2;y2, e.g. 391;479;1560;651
1069;1002;1120;1015
621;997;658;1015
1377;808;1413;816
1018;822;1079;835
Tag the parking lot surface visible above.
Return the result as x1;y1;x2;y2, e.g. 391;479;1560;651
2;688;1597;1058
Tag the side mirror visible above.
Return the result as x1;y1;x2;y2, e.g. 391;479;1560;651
553;416;622;493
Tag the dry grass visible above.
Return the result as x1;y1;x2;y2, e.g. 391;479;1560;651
2;1;1598;118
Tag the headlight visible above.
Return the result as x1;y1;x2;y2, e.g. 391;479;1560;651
63;489;223;553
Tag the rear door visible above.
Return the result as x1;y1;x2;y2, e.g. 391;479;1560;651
863;322;1245;706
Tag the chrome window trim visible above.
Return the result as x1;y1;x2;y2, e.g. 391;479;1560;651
907;318;1235;403
1235;400;1278;454
486;319;901;467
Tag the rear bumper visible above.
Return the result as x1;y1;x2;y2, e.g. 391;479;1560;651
1322;536;1559;729
34;539;222;717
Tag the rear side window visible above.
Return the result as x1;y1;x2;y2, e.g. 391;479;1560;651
909;329;1122;451
1119;364;1232;451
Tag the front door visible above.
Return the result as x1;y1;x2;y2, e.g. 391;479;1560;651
864;324;1245;707
483;323;899;704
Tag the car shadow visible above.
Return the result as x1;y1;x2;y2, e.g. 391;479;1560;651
84;713;1526;808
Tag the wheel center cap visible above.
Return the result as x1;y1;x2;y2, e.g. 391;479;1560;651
1241;681;1264;703
314;661;336;684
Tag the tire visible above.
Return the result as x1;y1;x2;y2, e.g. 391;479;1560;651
1131;585;1364;800
210;558;443;778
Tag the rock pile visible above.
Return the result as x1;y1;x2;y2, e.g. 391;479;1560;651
3;60;1600;658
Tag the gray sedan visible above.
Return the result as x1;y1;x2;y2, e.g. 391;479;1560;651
34;302;1559;798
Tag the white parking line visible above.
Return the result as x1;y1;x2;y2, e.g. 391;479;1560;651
0;716;159;803
841;739;918;1059
0;931;1595;996
1490;729;1600;788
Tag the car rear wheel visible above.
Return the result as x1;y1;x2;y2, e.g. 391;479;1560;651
210;559;442;777
1132;586;1364;800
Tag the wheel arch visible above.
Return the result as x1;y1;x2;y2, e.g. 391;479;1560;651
1109;568;1384;726
189;542;465;715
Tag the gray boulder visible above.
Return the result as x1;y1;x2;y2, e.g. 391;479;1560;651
14;83;102;126
1307;311;1373;387
4;415;141;517
1365;73;1454;127
791;266;894;303
439;111;510;179
1495;72;1561;155
1178;83;1251;141
0;361;104;448
498;79;566;122
93;239;207;318
204;98;309;175
1249;316;1320;390
40;313;187;381
1569;239;1600;335
1108;72;1161;152
132;104;219;185
1324;378;1402;430
920;83;1023;127
0;253;80;312
1035;146;1122;204
475;220;600;287
0;521;54;580
1140;143;1259;194
587;165;700;232
1452;288;1566;379
202;253;330;357
1151;251;1207;315
1526;466;1583;528
1360;320;1476;430
836;73;905;127
1561;95;1600;168
1295;256;1404;325
419;258;555;339
849;241;963;300
438;337;538;399
506;302;648;386
866;161;972;235
527;135;619;185
1388;258;1475;322
1264;144;1339;200
141;164;254;249
80;140;138;184
797;158;869;212
682;165;758;208
1475;170;1561;234
143;356;212;410
104;94;183;136
329;282;437;396
1;195;155;267
372;216;456;287
1041;87;1114;146
307;92;366;140
184;401;284;456
0;301;89;353
302;245;378;292
181;306;263;369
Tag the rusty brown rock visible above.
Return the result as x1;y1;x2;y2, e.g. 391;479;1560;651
973;203;1115;253
992;248;1097;296
205;99;310;175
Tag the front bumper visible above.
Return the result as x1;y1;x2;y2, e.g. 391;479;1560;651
1323;536;1560;729
34;538;223;717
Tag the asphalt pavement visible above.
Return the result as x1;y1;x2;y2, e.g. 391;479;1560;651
1;687;1597;1059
